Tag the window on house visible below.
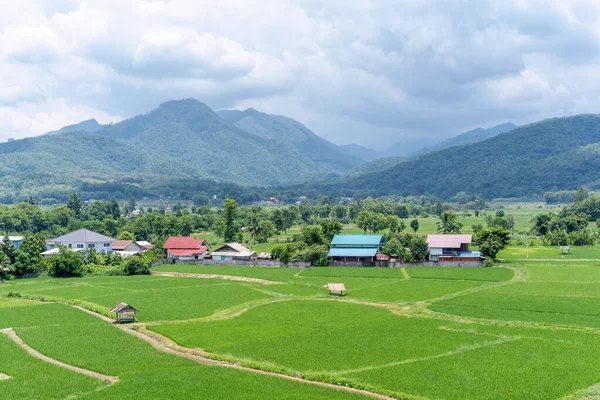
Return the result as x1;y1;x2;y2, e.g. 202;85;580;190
88;244;95;249
104;243;110;247
68;244;72;248
76;244;84;249
194;255;198;260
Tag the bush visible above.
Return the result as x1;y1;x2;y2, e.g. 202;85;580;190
123;257;150;276
47;247;84;277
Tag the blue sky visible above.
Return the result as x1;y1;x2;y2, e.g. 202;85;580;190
1;0;599;149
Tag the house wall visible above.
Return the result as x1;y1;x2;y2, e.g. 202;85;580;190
56;241;113;252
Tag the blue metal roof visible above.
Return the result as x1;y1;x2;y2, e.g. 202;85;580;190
330;234;383;246
327;248;378;257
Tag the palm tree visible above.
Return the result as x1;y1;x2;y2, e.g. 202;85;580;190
436;211;463;234
246;214;262;248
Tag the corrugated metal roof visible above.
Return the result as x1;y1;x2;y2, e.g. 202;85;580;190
168;247;208;257
328;283;346;291
163;236;206;250
51;229;116;244
330;234;383;246
426;234;472;248
327;247;378;257
110;302;137;313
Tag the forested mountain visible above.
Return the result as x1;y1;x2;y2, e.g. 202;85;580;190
45;119;104;136
298;114;600;199
0;99;347;202
338;144;380;162
348;123;518;177
217;108;362;170
412;122;517;155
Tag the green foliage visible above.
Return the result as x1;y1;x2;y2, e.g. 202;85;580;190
436;211;463;234
47;246;84;277
319;219;342;242
474;227;510;259
123;257;150;276
410;219;419;233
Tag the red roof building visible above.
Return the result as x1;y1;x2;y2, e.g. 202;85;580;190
163;236;209;261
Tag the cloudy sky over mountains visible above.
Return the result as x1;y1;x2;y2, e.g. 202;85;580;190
1;0;600;148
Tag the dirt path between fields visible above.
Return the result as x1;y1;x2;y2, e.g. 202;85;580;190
0;328;119;385
0;373;11;380
70;306;397;400
151;271;285;285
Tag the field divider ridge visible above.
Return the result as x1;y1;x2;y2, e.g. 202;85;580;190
0;327;119;385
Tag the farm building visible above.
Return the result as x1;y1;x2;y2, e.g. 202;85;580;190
426;234;484;262
327;234;385;262
110;303;137;323
45;229;116;254
210;243;255;261
163;236;209;262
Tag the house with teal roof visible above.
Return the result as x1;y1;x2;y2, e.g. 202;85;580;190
327;234;385;262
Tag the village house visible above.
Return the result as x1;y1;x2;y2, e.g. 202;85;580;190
426;234;483;262
327;234;385;263
209;243;255;261
163;236;209;262
111;240;153;257
0;236;24;249
44;229;116;255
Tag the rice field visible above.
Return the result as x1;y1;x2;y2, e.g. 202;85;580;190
2;259;600;399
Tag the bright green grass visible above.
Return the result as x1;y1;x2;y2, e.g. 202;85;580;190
405;267;513;281
490;281;600;298
349;335;600;400
298;267;406;279
151;301;489;373
498;245;600;259
348;279;483;302
152;264;300;281
0;334;103;400
430;291;600;328
85;283;271;321
0;302;95;329
1;301;363;400
524;262;600;282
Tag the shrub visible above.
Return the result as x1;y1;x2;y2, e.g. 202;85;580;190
47;247;84;277
123;257;150;276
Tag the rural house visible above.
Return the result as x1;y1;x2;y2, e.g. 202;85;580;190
163;236;209;262
327;234;385;263
45;229;116;254
0;236;24;249
112;240;148;253
210;243;255;261
426;234;483;262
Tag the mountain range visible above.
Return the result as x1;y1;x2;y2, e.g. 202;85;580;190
1;97;598;203
303;114;600;199
0;99;365;202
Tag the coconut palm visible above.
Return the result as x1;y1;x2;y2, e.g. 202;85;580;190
436;211;463;234
246;213;263;248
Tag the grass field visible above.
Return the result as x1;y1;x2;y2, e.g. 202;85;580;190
4;254;600;399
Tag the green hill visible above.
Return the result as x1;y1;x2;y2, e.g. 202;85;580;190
0;99;345;202
304;114;600;199
217;108;362;171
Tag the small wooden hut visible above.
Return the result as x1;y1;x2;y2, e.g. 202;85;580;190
560;246;571;254
327;283;346;296
110;302;137;323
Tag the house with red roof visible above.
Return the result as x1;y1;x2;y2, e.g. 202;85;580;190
163;236;209;262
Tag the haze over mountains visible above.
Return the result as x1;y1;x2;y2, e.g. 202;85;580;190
1;97;598;203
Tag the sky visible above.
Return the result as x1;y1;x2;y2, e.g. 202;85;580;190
1;0;600;149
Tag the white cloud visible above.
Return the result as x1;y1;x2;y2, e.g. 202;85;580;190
0;0;599;149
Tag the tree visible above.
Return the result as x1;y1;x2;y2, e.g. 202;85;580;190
271;209;285;238
387;215;400;234
257;220;275;243
436;211;463;234
574;186;586;204
221;199;240;242
47;247;84;277
108;197;121;219
66;192;82;217
246;213;262;247
301;225;325;246
475;227;511;260
410;219;419;233
320;219;342;242
356;211;373;234
117;231;136;240
123;257;150;275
